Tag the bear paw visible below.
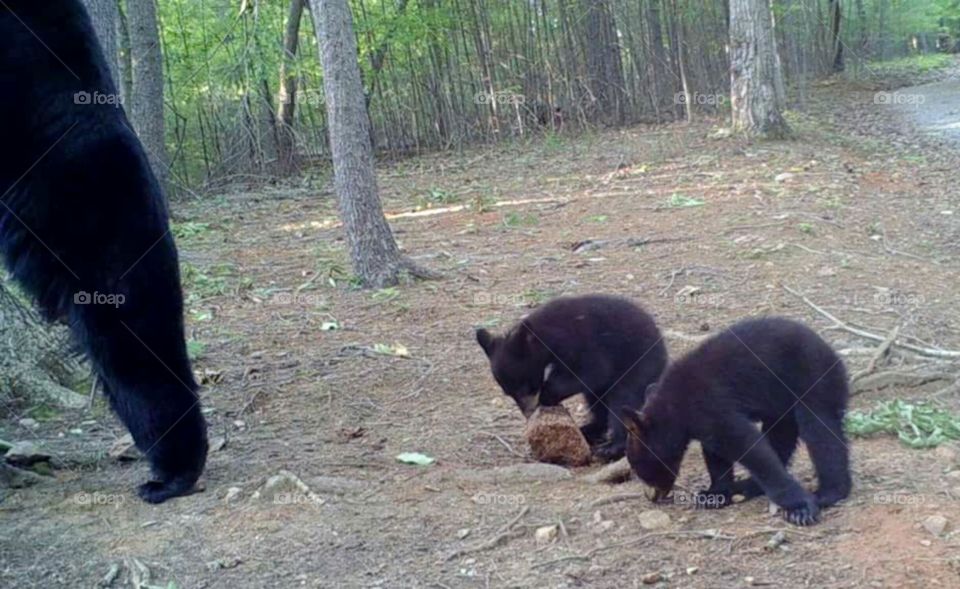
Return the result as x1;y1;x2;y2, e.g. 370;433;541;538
782;496;820;526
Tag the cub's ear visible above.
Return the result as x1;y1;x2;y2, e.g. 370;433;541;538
622;408;649;439
476;328;499;358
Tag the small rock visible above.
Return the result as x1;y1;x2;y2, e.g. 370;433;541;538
922;514;948;537
209;436;228;453
456;528;471;540
686;567;699;575
535;525;559;545
946;470;960;480
4;441;51;467
765;530;787;551
17;418;38;429
641;572;662;585
774;172;795;183
596;520;615;532
637;509;671;530
108;435;140;461
223;487;242;503
252;470;324;506
920;539;932;547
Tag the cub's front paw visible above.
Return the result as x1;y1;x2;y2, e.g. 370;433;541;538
781;495;820;526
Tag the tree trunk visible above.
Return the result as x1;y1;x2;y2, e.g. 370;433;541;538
308;0;428;287
126;0;169;189
581;0;626;125
0;282;87;410
80;0;119;86
277;0;306;174
830;0;844;72
729;0;791;139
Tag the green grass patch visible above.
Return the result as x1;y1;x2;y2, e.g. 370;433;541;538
502;211;539;227
846;399;960;448
867;54;954;76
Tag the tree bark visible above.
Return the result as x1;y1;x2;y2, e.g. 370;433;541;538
830;0;844;72
126;0;169;189
0;282;86;410
308;0;431;287
80;0;119;86
277;0;306;174
729;0;791;139
581;0;626;125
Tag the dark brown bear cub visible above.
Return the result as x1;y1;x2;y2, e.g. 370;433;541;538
625;317;851;525
476;294;667;460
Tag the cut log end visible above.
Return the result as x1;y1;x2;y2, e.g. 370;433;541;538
524;406;591;467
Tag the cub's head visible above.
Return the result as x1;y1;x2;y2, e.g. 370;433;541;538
623;405;686;503
476;324;547;418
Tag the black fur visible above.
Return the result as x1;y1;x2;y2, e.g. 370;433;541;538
476;294;667;460
625;317;851;526
0;1;207;503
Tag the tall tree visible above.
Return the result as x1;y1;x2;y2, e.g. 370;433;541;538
308;0;432;287
729;0;791;138
277;0;307;173
829;0;845;72
80;0;119;84
581;0;626;124
127;0;168;188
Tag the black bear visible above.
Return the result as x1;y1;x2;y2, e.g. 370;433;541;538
0;1;207;502
624;317;851;526
476;294;667;460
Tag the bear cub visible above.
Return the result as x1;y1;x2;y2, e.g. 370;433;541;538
477;294;667;460
625;316;851;526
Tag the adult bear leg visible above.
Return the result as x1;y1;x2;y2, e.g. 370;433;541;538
79;291;207;503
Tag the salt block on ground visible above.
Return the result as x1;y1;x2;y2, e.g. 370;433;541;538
524;406;591;466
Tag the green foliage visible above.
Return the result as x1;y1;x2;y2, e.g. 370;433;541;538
846;399;960;448
502;211;539;227
666;194;705;208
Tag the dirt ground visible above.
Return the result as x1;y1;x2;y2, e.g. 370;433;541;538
2;63;960;588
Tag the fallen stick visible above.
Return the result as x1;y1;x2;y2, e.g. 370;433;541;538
850;325;900;382
852;371;954;395
530;529;735;569
444;506;529;561
783;286;960;359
